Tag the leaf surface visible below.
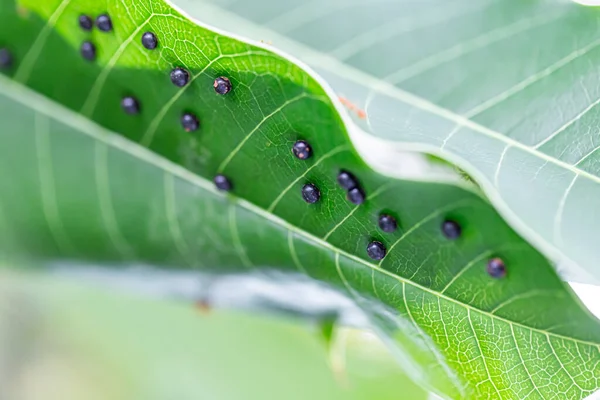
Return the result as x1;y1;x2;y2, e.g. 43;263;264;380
185;0;600;284
1;0;600;398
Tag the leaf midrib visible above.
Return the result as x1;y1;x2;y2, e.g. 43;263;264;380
6;76;598;351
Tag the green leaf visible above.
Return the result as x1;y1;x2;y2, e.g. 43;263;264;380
0;271;428;400
1;1;600;399
185;0;600;284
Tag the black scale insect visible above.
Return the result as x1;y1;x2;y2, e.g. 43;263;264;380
367;241;386;261
441;220;461;240
96;14;113;32
214;174;232;191
141;32;158;50
292;140;312;160
302;183;320;204
487;258;506;279
214;76;232;95
170;67;190;87
79;15;93;31
121;96;140;114
80;41;96;61
378;214;397;233
181;113;200;132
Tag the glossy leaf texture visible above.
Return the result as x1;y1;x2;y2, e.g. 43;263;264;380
0;1;600;399
185;0;600;285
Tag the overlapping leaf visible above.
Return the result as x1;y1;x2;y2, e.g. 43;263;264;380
186;0;600;284
1;0;599;398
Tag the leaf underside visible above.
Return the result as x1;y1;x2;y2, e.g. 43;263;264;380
0;0;599;399
188;0;600;285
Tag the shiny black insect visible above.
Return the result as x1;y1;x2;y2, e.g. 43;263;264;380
366;241;386;261
181;112;199;132
292;140;312;160
80;41;96;61
347;187;365;205
441;220;461;240
78;15;93;31
301;183;320;204
141;32;158;50
170;67;190;87
378;214;397;233
96;14;112;32
214;76;232;95
214;174;232;191
0;48;12;68
337;170;358;190
487;258;506;278
121;96;140;114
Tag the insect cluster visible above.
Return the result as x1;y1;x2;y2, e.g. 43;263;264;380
10;12;505;281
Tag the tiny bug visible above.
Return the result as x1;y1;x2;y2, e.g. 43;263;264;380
121;96;140;114
214;76;232;95
181;112;200;132
96;14;112;32
378;214;397;233
337;170;358;190
214;174;232;191
302;183;320;204
80;41;96;61
141;32;158;50
78;15;93;31
292;140;312;160
347;187;365;205
441;220;461;240
0;48;12;68
487;258;506;279
170;67;190;87
366;241;386;261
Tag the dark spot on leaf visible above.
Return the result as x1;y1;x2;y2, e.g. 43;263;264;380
337;170;358;190
214;174;232;191
141;31;158;50
121;96;140;115
366;241;386;261
347;187;365;205
301;183;320;204
181;112;199;132
170;67;190;87
292;140;312;160
441;220;461;240
80;41;96;61
78;15;93;31
96;14;112;32
487;257;506;278
378;214;397;233
214;76;232;95
0;48;12;68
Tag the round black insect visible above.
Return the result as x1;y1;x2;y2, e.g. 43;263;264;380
487;258;506;279
366;241;386;261
347;187;365;205
337;170;358;190
214;76;232;95
141;32;158;50
378;214;398;233
292;140;312;160
301;183;320;204
80;41;96;61
96;14;113;32
0;48;12;68
441;220;461;240
78;15;93;31
214;174;232;191
121;96;140;115
170;67;190;87
181;112;200;132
